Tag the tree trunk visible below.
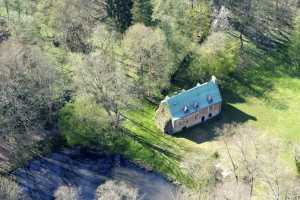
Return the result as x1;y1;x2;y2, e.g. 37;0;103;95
240;30;244;50
224;140;239;183
4;0;10;26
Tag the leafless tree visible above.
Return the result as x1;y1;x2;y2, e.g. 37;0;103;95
72;31;136;128
217;123;240;183
54;185;79;200
0;39;61;135
50;0;107;53
96;180;141;200
0;175;29;200
216;123;300;200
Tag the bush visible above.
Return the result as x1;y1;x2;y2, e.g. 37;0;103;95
58;96;128;152
0;176;28;200
96;180;139;200
54;186;79;200
59;96;111;147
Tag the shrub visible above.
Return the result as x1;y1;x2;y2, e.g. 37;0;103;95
96;180;139;200
54;186;79;200
58;96;128;152
59;96;111;147
0;176;28;200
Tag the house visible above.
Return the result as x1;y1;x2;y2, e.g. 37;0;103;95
155;76;222;134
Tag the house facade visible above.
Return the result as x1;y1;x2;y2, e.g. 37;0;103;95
155;76;222;134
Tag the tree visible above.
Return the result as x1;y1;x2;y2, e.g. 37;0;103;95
2;0;10;25
72;39;135;128
122;24;173;97
96;180;139;200
151;0;213;84
0;175;28;200
47;0;107;53
131;0;153;26
54;185;79;200
188;32;239;83
216;123;300;200
106;0;133;33
225;0;297;50
289;10;300;68
58;96;112;147
230;0;253;50
0;40;61;135
152;0;211;42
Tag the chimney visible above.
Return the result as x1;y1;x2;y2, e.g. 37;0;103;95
211;75;217;84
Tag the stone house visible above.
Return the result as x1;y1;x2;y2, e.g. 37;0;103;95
155;76;222;134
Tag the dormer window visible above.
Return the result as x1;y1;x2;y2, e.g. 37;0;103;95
193;102;199;108
207;95;213;104
183;106;189;113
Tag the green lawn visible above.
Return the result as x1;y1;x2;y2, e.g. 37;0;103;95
233;75;300;144
122;103;195;186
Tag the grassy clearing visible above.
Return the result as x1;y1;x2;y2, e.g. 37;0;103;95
232;75;300;143
123;103;195;186
227;70;300;174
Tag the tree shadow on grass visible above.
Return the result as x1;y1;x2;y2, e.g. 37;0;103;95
174;103;257;144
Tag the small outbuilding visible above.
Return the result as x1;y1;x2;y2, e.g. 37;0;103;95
155;76;222;134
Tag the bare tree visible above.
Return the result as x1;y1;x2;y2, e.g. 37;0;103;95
216;123;299;200
96;180;140;200
49;0;107;53
171;186;204;200
0;39;61;135
72;37;136;128
0;175;29;200
2;0;10;25
54;185;79;200
217;123;240;183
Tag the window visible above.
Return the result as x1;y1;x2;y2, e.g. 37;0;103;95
209;113;212;118
201;116;205;122
193;102;199;108
207;95;213;104
183;105;189;113
178;120;183;127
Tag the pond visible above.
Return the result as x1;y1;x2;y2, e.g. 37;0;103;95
12;149;176;200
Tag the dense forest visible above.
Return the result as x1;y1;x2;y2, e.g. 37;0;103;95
0;0;300;199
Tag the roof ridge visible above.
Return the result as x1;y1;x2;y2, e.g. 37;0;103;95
167;81;213;101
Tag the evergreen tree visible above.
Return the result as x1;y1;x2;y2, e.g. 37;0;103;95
131;0;153;26
107;0;133;33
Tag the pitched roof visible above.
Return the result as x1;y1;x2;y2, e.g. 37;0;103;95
163;77;222;120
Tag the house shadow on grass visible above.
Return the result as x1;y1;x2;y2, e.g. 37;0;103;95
174;103;257;144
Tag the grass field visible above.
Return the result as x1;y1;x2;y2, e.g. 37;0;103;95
123;58;300;187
